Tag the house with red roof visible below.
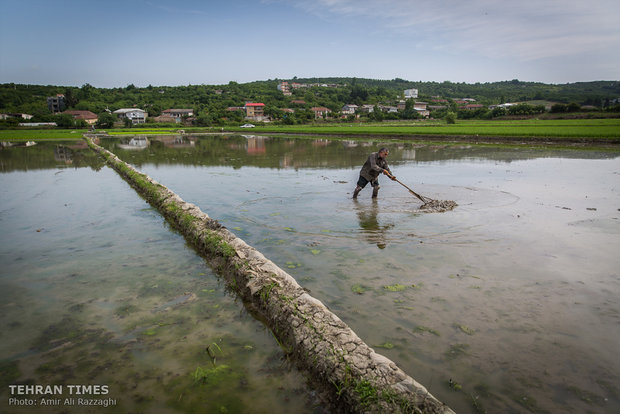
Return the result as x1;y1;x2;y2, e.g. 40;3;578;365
62;110;98;125
244;102;266;121
311;107;331;119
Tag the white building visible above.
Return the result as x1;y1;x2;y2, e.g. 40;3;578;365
113;108;147;124
341;104;358;115
404;88;418;99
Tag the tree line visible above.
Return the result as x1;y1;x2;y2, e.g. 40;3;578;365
1;78;619;128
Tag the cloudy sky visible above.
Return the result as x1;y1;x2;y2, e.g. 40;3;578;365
1;0;618;87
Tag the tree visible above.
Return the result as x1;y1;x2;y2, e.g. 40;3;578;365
369;105;384;121
64;88;79;108
55;114;77;128
401;99;420;120
96;112;115;129
79;83;94;100
445;112;457;124
349;85;369;105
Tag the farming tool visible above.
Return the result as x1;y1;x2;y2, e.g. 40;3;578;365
384;171;433;204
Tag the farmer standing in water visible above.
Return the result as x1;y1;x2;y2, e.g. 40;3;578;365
353;147;396;199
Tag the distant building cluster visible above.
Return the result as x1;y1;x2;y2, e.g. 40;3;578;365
277;81;344;96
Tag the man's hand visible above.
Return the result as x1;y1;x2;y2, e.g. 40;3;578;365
384;170;396;180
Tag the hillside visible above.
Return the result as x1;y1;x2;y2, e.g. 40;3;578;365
1;78;619;125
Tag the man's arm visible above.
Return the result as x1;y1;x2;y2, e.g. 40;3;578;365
369;153;383;173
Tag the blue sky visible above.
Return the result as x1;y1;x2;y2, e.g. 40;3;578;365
1;0;618;87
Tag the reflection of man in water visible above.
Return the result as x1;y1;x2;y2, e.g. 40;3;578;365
355;201;394;249
353;148;396;199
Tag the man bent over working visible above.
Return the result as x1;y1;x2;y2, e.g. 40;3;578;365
353;147;396;199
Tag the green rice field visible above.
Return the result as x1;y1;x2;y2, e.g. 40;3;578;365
243;119;620;140
1;118;619;142
0;129;88;140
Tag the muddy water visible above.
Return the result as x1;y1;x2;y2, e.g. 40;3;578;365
2;136;620;413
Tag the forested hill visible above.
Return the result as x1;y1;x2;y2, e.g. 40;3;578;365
1;78;619;118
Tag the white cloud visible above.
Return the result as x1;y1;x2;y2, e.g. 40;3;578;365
283;0;620;62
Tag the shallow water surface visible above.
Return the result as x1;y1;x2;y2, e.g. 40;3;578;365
2;136;620;413
0;142;321;413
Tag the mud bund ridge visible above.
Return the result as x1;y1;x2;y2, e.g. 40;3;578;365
85;136;454;414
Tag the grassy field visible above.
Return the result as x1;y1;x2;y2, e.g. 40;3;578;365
0;129;88;140
234;119;620;140
1;119;619;143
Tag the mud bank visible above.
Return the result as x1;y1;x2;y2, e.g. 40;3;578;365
84;136;454;414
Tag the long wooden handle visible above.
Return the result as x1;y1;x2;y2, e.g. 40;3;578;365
385;171;429;203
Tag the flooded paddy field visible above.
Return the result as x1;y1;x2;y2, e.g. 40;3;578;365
0;142;321;413
2;135;620;413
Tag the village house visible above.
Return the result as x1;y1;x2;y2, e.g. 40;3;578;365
359;105;375;113
379;105;398;113
415;108;430;118
152;114;176;123
113;108;147;124
462;104;485;110
341;104;358;115
488;103;515;109
404;88;418;99
311;107;331;119
161;109;194;123
290;99;306;105
0;113;34;120
62;110;98;125
277;82;292;96
47;94;66;112
244;102;267;121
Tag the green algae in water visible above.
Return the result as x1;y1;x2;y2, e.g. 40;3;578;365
415;325;440;336
383;284;407;292
310;249;321;255
375;342;395;349
445;343;470;360
142;328;158;336
351;284;368;294
115;304;139;318
454;324;475;335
